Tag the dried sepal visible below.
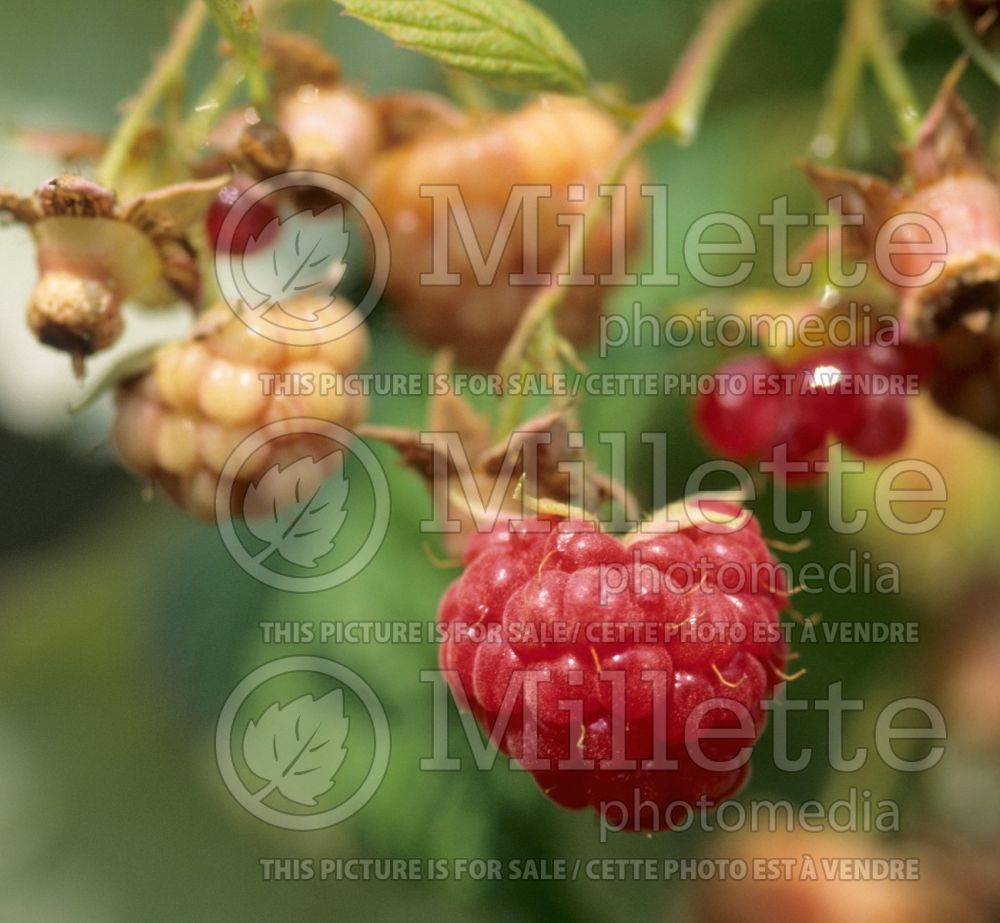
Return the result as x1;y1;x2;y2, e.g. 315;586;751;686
236;121;293;179
0;173;228;371
261;31;342;96
36;174;117;218
122;174;230;232
0;187;41;224
797;161;898;254
902;61;984;184
802;69;1000;338
364;362;629;553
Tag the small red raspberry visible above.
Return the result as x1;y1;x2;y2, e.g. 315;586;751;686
112;296;368;520
205;175;280;257
695;343;926;478
437;504;788;830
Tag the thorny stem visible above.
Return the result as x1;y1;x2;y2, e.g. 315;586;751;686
494;0;766;438
857;0;922;143
97;0;209;189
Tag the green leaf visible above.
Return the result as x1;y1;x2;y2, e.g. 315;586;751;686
242;691;349;806
333;0;589;94
203;0;269;108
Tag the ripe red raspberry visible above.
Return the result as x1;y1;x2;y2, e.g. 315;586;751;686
112;296;368;520
437;504;788;830
694;354;786;459
366;97;646;367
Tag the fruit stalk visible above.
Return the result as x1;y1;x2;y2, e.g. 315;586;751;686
495;0;767;435
948;5;1000;86
811;0;868;160
855;0;922;143
97;0;209;189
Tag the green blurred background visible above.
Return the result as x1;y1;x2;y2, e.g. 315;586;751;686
2;1;1000;920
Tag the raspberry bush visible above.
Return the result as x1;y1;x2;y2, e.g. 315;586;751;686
4;0;1000;920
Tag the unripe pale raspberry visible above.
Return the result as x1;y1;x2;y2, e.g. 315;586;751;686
695;829;990;923
437;505;788;830
113;296;369;520
367;96;646;367
205;86;382;190
277;85;383;183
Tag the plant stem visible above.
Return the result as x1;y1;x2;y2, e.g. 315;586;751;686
494;0;766;437
811;1;868;161
858;0;921;143
202;0;271;114
97;0;209;189
654;0;767;144
949;8;1000;87
181;58;247;157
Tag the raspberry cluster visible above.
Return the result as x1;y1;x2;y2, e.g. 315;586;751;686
437;504;788;830
695;344;930;477
113;297;368;520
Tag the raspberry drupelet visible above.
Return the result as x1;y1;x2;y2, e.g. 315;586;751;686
695;343;930;477
112;295;368;521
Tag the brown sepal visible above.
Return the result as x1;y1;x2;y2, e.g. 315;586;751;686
903;60;985;184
